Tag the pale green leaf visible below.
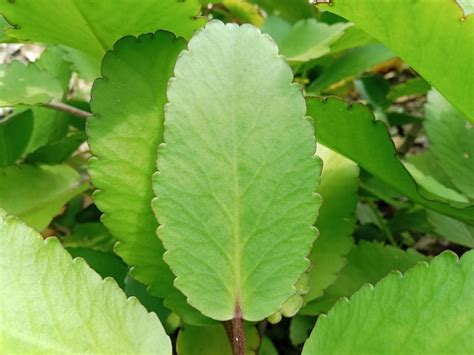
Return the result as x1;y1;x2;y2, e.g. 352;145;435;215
303;145;358;304
425;90;474;199
303;251;474;354
0;0;204;61
303;241;427;315
88;31;211;325
0;164;87;230
176;324;259;355
0;210;171;354
318;0;474;122
35;46;72;93
264;18;350;62
328;26;375;54
427;211;474;248
153;21;321;321
307;44;395;93
306;97;474;224
0;61;62;106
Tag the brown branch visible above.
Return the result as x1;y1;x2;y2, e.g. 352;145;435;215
43;101;92;119
223;305;245;355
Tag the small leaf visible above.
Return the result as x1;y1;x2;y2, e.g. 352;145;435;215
0;0;204;61
303;241;427;315
289;316;315;346
264;17;350;62
0;164;87;230
307;44;395;93
88;31;211;325
306;97;474;224
0;210;171;354
153;21;321;321
0;61;62;106
425;90;474;199
62;222;115;252
318;0;474;122
386;77;431;101
25;131;86;164
302;251;474;354
303;145;358;304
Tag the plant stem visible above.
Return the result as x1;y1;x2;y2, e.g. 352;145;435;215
223;306;245;355
43;101;92;119
366;199;397;246
398;122;423;155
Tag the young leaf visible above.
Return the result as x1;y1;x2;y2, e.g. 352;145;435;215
153;21;321;321
0;210;171;354
302;241;427;315
88;31;211;325
307;44;395;94
264;18;350;62
0;0;204;61
425;90;474;199
306;97;474;224
0;164;87;230
0;61;62;106
303;145;358;304
318;0;474;122
302;250;474;354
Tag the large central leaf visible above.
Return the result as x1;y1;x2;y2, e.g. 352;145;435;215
318;0;474;122
153;21;321;321
0;0;204;61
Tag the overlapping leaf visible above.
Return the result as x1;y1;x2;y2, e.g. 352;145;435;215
0;109;34;166
425;90;474;199
306;97;474;224
88;31;211;325
252;0;315;22
0;0;204;61
153;21;321;321
0;210;171;354
303;145;358;305
318;0;474;122
302;241;426;315
0;61;62;106
303;251;474;354
0;164;87;230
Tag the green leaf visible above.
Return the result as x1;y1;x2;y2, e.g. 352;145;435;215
252;0;315;23
302;241;427;315
35;46;72;93
0;15;12;42
66;247;128;288
88;31;211;325
0;210;171;354
303;250;474;354
289;316;315;346
0;0;204;61
0;164;87;230
0;61;62;106
0;109;34;166
425;90;474;199
62;222;115;252
264;17;349;62
307;44;395;93
153;21;321;321
318;0;474;122
427;211;474;248
328;26;375;54
176;323;259;355
303;145;358;304
306;97;474;224
25;131;86;165
62;46;101;81
386;77;431;101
